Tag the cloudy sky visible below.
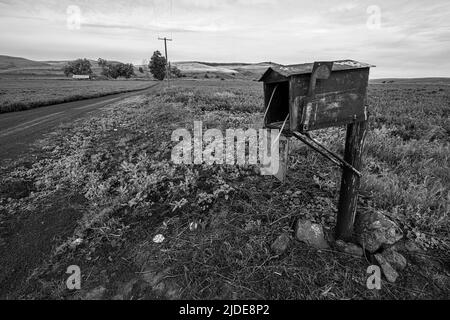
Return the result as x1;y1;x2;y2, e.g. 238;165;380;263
0;0;449;78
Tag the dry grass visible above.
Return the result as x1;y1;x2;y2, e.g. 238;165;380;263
0;79;448;299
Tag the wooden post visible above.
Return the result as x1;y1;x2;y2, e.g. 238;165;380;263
336;120;368;241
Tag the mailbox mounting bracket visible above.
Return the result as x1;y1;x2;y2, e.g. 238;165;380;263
290;131;362;177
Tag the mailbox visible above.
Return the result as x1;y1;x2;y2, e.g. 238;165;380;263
260;60;374;132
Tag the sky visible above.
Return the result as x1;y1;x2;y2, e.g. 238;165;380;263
0;0;449;78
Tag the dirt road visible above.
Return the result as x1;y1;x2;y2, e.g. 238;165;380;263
0;83;161;164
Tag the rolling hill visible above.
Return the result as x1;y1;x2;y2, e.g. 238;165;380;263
172;61;277;79
0;55;51;70
370;78;450;85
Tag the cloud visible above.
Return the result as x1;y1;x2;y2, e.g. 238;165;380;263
0;0;449;77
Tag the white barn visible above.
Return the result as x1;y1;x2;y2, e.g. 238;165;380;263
72;75;91;80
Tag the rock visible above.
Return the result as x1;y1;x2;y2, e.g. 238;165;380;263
153;234;165;244
382;248;407;271
271;233;291;255
404;240;423;253
355;211;403;253
295;220;329;250
85;286;106;300
335;240;364;257
391;239;423;256
374;254;399;283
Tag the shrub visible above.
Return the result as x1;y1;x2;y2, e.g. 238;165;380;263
99;59;135;79
63;58;93;77
170;66;182;78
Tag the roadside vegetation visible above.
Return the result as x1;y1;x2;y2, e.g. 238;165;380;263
0;80;448;299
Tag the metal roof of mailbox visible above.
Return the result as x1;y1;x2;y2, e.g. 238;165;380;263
259;60;374;81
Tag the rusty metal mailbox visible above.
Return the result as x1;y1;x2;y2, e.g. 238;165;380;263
260;60;373;132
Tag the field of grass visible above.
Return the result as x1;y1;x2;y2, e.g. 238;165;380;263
0;79;155;113
0;79;448;299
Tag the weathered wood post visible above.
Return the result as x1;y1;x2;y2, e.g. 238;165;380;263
335;120;368;241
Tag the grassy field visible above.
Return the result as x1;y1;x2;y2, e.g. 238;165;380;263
0;79;448;299
0;79;155;113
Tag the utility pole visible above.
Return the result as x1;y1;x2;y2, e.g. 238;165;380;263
158;37;172;87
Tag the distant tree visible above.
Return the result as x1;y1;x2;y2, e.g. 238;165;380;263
63;58;93;77
138;67;144;74
170;65;182;78
98;59;135;79
149;51;167;81
97;58;108;68
63;65;71;77
120;63;135;79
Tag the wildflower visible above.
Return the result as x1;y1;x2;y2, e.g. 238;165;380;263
153;234;165;244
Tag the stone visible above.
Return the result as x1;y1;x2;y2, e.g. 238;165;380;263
382;248;407;271
271;233;291;255
85;286;106;300
374;253;399;283
355;211;403;253
335;240;364;257
295;219;329;250
404;240;423;253
391;239;423;255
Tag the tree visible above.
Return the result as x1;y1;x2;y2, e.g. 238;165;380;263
98;59;135;79
170;65;182;78
149;51;167;81
138;67;144;74
118;63;135;79
97;58;108;68
63;58;93;77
